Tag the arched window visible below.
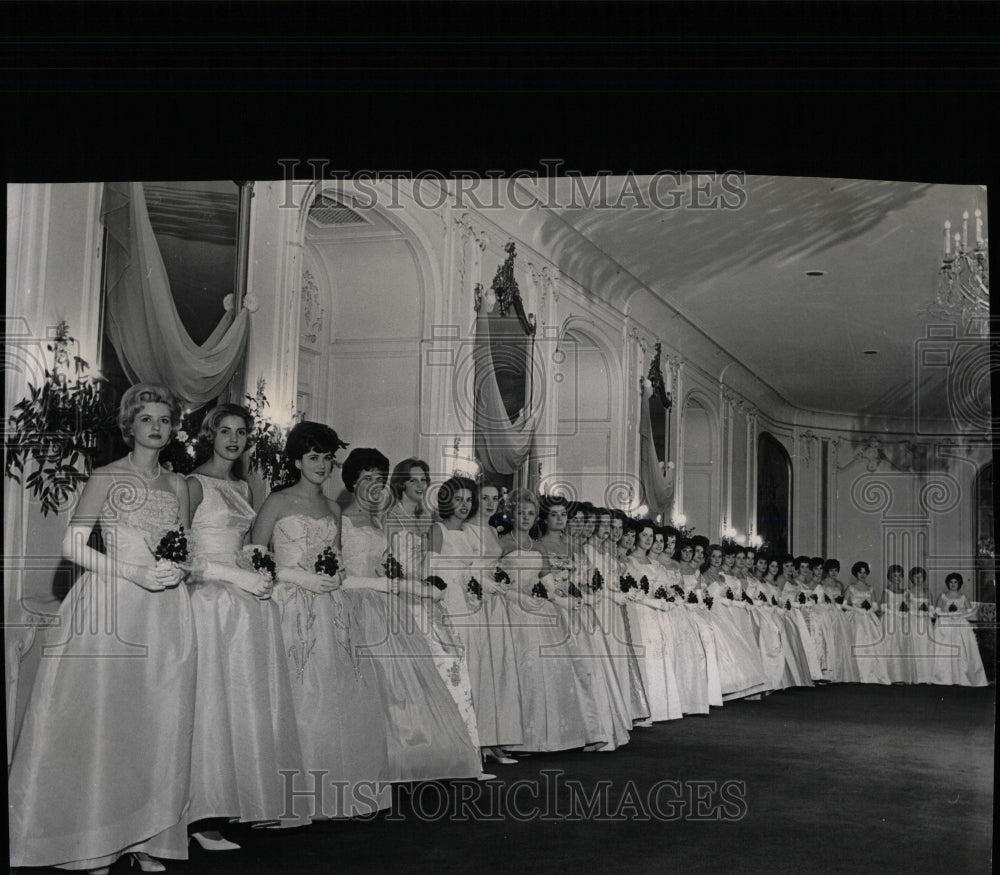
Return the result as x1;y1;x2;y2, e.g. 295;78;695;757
757;432;792;556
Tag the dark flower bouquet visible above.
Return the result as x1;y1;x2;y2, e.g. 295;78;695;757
771;596;779;607
467;576;482;600
797;592;807;604
619;573;638;594
672;583;685;597
494;566;511;586
151;527;189;564
809;593;819;603
686;590;699;604
314;546;340;578
784;600;793;610
860;599;872;610
725;587;735;600
639;575;650;595
948;603;958;613
568;582;583;599
918;602;929;612
590;567;604;592
425;575;448;591
382;552;404;580
237;545;277;582
835;595;845;605
703;595;714;610
653;586;672;601
532;580;549;599
823;594;833;604
899;601;910;613
741;592;754;604
758;591;769;603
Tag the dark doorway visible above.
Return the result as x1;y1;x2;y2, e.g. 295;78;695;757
757;432;792;555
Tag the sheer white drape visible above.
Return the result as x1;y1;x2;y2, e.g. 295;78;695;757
100;181;250;407
472;311;538;475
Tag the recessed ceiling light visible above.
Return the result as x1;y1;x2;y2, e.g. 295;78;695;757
863;350;878;355
804;270;826;277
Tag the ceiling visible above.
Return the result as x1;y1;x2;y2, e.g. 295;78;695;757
488;174;989;429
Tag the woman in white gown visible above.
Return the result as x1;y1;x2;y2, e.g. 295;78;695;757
429;476;523;763
907;566;937;684
252;424;393;817
336;448;485;781
819;560;861;683
10;384;195;873
881;564;914;684
931;573;988;686
843;562;890;685
186;404;304;841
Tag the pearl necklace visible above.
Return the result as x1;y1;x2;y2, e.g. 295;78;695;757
128;452;161;482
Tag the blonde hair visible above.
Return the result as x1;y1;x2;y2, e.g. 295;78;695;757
118;383;181;448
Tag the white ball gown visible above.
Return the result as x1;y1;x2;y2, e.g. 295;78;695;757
271;514;393;816
338;516;482;780
906;584;937;684
186;475;305;824
931;593;988;686
881;588;915;684
431;522;524;750
842;582;890;685
9;483;196;869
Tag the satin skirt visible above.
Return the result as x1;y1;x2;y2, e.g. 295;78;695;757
845;609;890;684
9;572;196;870
931;618;988;687
626;601;682;721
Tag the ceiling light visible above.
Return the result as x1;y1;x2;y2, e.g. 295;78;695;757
863;350;878;355
804;270;826;277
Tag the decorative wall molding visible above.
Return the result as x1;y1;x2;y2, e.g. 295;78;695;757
299;268;324;344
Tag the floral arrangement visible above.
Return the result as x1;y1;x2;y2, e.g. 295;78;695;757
382;552;404;581
797;592;807;605
809;593;819;603
619;573;638;594
238;544;277;582
468;576;482;600
244;377;316;490
653;586;675;602
771;596;779;607
784;600;793;610
899;601;910;613
5;320;117;515
948;603;958;613
150;527;189;564
918;602;929;612
590;567;604;592
835;595;845;605
672;583;685;597
639;575;650;595
425;575;448;591
314;546;340;578
741;592;754;604
494;566;511;586
823;594;833;604
725;587;734;600
646;342;672;410
531;580;548;599
757;591;768;603
703;595;714;610
860;600;872;611
568;582;583;599
686;590;699;604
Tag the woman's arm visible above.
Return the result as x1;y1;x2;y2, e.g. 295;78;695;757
251;492;284;549
186;474;204;521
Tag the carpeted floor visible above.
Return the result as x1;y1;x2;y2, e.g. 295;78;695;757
18;684;994;875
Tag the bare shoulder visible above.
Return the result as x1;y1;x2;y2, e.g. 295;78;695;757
324;497;343;519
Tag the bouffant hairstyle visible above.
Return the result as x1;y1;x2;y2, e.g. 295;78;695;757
388;458;431;503
851;561;871;578
945;572;964;589
282;421;347;485
118;383;181;448
824;559;841;573
198;403;254;446
341;447;390;493
908;565;927;582
794;555;811;570
437;475;479;521
536;493;570;536
886;564;905;578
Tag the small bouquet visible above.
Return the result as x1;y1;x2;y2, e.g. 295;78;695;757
835;595;845;605
784;599;793;610
899;601;910;613
238;544;277;582
703;595;714;610
686;590;699;604
590;567;604;592
531;580;549;599
672;583;685;597
725;587;735;600
653;586;675;603
860;599;872;611
948;603;958;613
151;526;189;564
568;582;583;599
741;592;754;604
639;575;650;595
758;591;769;603
809;593;819;603
619;573;638;594
797;592;807;605
919;602;929;612
467;576;482;600
771;596;779;607
494;566;511;586
823;594;833;604
425;575;448;591
382;552;404;581
314;546;340;579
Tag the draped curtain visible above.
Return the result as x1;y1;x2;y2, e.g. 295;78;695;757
639;390;674;515
473;309;538;475
100;182;250;407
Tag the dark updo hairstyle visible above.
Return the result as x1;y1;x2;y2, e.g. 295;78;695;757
824;559;841;574
886;564;905;578
197;402;254;475
438;475;478;521
536;493;570;537
118;382;182;448
908;565;927;582
341;447;390;493
794;555;811;570
810;557;825;571
945;572;964;589
282;421;348;486
851;561;871;578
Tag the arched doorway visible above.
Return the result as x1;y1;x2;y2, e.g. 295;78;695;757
757;431;792;555
681;394;715;538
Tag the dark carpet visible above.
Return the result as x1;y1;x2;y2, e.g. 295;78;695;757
20;685;994;875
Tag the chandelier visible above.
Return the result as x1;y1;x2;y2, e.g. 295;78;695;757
929;209;989;323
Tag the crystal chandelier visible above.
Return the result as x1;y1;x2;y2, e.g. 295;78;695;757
929;209;989;323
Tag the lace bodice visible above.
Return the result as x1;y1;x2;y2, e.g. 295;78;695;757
188;475;253;560
340;516;390;578
101;485;180;567
272;514;339;570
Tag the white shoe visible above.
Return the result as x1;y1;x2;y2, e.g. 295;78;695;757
130;853;166;872
190;831;241;851
476;772;497;781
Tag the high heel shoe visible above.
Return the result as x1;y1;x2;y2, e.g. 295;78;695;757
88;868;109;875
483;747;517;765
190;830;241;851
130;853;166;872
476;772;497;781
